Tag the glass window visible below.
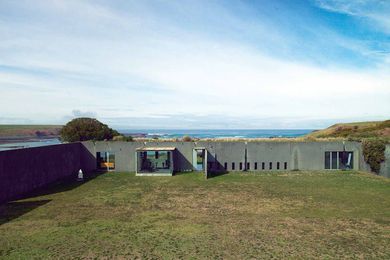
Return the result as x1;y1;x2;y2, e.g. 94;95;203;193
239;162;243;170
247;162;250;170
277;162;280;170
140;151;171;172
284;162;287;170
325;152;330;169
254;162;258;170
346;152;354;169
331;152;338;169
338;152;346;169
224;162;227;170
269;162;272;170
232;162;235;170
97;152;115;170
262;162;265;170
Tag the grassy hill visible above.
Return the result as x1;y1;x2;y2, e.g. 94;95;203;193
0;125;62;138
307;120;390;139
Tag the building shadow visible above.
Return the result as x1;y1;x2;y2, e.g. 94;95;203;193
22;171;103;199
207;170;229;179
0;199;51;225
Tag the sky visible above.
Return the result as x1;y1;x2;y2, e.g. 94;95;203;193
0;0;389;129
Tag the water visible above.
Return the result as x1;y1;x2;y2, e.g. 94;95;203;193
119;129;315;139
0;129;315;151
0;138;61;151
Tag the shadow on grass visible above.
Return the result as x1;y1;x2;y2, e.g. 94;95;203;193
0;171;105;225
25;171;104;199
207;170;229;179
0;199;51;225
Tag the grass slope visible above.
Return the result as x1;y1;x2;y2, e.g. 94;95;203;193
0;125;62;137
307;120;390;139
1;171;389;258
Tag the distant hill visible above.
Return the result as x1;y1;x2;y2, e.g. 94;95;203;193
0;125;62;139
307;120;390;139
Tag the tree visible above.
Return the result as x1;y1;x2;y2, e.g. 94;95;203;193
60;118;119;142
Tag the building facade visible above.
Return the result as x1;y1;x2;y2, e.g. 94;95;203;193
82;141;369;176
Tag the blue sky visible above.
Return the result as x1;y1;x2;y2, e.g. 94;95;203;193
0;0;389;129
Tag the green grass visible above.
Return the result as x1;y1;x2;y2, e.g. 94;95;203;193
306;120;390;139
1;171;390;259
0;125;62;137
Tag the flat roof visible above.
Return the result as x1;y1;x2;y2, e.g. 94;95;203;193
136;147;176;151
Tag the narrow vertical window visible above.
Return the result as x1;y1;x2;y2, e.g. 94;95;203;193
284;162;287;170
262;162;265;170
247;162;250;170
269;162;272;170
347;152;354;169
331;152;338;169
277;162;280;170
325;152;330;169
239;162;243;170
232;162;235;170
254;162;258;170
224;162;227;170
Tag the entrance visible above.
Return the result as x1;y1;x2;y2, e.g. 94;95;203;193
193;148;207;171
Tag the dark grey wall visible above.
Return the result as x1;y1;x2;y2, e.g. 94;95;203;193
0;143;95;204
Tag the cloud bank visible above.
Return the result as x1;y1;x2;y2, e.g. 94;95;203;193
0;0;389;128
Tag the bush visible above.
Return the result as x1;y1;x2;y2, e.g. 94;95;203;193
182;135;192;142
362;139;386;173
113;135;133;142
60;118;119;142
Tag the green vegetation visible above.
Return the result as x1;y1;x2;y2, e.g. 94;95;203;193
0;125;61;137
112;135;134;142
1;171;389;258
362;139;387;173
60;118;119;142
307;120;390;140
182;135;192;142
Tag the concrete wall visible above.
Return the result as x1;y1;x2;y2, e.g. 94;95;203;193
379;144;390;178
0;143;87;204
81;141;364;173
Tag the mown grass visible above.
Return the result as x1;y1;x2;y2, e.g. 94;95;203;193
1;171;389;259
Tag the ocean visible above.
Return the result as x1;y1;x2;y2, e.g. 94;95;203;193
0;129;315;151
119;129;315;139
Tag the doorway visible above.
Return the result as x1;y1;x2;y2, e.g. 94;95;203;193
193;148;206;171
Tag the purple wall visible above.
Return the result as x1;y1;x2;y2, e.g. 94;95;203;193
0;143;95;204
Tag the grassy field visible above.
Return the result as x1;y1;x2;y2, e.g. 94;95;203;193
0;125;62;137
1;171;389;259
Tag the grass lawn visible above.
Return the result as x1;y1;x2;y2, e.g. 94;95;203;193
1;171;389;259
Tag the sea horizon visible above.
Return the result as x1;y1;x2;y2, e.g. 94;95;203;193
118;129;316;139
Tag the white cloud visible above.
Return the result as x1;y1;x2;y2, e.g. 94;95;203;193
315;0;390;33
0;0;389;127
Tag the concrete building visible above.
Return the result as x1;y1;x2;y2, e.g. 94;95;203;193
82;140;375;177
1;140;389;203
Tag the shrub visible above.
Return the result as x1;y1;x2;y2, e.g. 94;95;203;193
60;118;119;142
112;135;133;142
182;135;192;142
362;139;386;173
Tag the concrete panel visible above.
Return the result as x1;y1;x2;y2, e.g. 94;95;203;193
0;143;83;203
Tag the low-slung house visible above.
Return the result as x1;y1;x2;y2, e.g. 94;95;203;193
83;140;390;178
1;140;390;203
